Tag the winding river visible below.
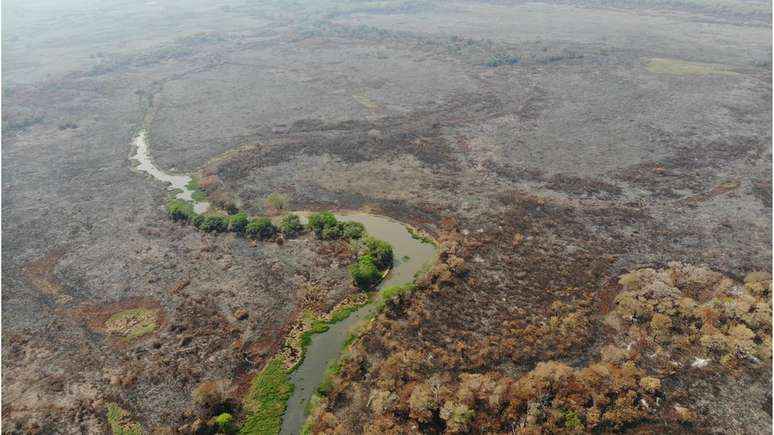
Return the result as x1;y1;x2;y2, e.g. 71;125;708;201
282;212;436;435
129;130;436;435
131;130;210;213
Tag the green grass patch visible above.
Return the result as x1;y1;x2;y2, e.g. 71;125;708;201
104;308;159;340
186;177;208;202
647;58;737;76
239;358;294;435
374;283;415;311
106;402;143;435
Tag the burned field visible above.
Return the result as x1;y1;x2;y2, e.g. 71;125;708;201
2;0;772;434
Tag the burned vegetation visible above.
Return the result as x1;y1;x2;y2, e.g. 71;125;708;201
2;0;771;433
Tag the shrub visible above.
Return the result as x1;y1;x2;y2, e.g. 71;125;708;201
308;211;338;238
486;52;519;67
265;192;288;213
192;213;206;229
106;402;143;435
280;214;303;238
339;221;365;239
246;217;276;240
562;410;582;430
363;236;394;270
166;199;194;222
213;412;233;433
199;214;229;233
350;255;381;290
321;224;343;240
229;212;248;234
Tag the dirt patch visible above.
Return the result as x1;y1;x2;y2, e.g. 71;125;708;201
646;57;738;76
23;254;62;296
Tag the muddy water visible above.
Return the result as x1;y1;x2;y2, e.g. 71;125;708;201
131;130;210;214
280;212;436;435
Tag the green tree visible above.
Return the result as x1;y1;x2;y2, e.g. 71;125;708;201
363;236;393;270
308;211;338;238
279;214;303;238
321;224;342;240
350;255;381;290
265;192;288;214
229;212;248;234
213;412;233;433
246;217;276;240
200;214;229;233
166;199;194;222
339;221;365;239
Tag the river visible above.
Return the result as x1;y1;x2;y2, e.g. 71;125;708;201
129;130;436;435
280;212;436;435
131;129;210;213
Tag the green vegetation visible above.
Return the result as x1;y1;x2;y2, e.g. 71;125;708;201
213;412;234;433
198;213;229;233
374;283;415;311
192;213;205;228
308;211;338;238
296;303;365;361
562;410;582;430
104;308;159;340
186;177;208;202
486;51;519;67
245;217;276;240
452;406;475;424
361;236;393;270
350;255;381;290
106;402;143;435
240;358;294;435
279;214;303;238
339;221;365;239
265;192;288;213
308;212;367;241
229;212;249;235
166;199;194;222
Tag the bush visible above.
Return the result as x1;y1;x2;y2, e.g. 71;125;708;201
279;214;303;238
339;221;365;239
199;214;229;233
213;412;233;433
350;255;381;290
308;211;338;238
246;217;276;240
363;236;393;270
486;52;519;67
106;402;143;435
192;213;206;229
265;192;288;213
229;212;248;234
321;224;343;240
562;410;582;430
166;199;194;222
